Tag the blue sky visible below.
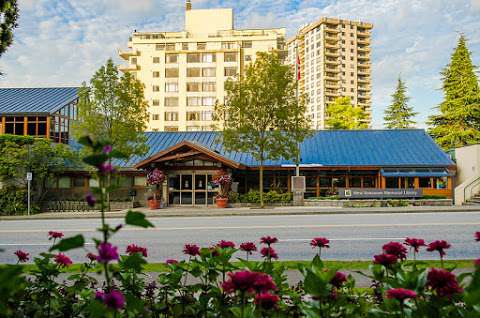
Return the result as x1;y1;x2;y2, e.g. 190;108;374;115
1;0;479;128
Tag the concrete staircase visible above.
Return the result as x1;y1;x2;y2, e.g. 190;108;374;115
465;193;480;205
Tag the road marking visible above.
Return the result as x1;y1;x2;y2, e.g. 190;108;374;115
280;237;405;242
0;222;479;233
0;242;95;246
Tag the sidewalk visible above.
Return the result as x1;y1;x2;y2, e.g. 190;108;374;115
1;205;479;220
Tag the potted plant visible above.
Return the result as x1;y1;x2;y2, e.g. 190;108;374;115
212;170;232;208
146;168;165;209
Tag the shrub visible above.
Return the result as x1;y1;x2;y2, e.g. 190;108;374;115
239;190;292;204
0;188;27;216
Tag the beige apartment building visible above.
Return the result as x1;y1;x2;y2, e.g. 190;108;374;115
287;18;373;129
119;1;285;132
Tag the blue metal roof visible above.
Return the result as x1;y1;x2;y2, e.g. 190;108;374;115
120;129;454;168
0;87;79;115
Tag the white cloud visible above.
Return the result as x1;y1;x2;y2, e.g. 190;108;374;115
3;0;480;128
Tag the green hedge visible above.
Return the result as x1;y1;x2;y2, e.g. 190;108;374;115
0;188;27;216
237;190;292;204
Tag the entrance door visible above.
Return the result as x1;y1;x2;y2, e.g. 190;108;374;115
168;172;217;206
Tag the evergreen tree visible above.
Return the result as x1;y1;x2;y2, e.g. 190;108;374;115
384;77;417;129
428;35;480;149
326;97;368;129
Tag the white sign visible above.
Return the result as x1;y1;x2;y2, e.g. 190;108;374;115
291;176;306;192
26;172;33;181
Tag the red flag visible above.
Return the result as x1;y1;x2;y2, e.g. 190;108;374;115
296;53;301;80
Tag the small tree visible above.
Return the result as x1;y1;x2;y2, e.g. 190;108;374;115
428;35;480;149
215;52;310;207
326;97;368;129
73;58;149;158
384;77;417;129
0;0;18;58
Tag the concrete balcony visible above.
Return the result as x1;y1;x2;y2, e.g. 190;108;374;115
325;50;340;58
357;77;370;84
357;85;370;91
357;69;370;76
119;49;139;60
119;64;140;72
325;67;340;73
325;81;340;89
324;73;340;81
325;41;339;49
325;90;339;97
358;54;369;61
357;37;370;45
357;29;370;37
325;58;339;65
357;46;371;53
325;34;338;42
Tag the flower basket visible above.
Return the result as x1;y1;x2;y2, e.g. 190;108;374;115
212;170;232;208
147;198;161;209
216;197;229;208
146;169;165;210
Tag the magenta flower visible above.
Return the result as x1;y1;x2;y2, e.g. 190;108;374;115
97;290;125;310
98;163;115;174
14;250;29;263
240;242;257;254
86;252;97;262
102;145;113;154
427;240;451;257
311;237;330;248
260;236;278;246
330;271;347;288
97;242;119;263
146;168;166;185
253;272;277;292
48;231;64;239
85;193;96;207
382;241;408;260
404;237;426;253
475;232;480;242
183;244;200;256
165;259;178;265
475;258;480;267
54;253;73;267
217;240;236;249
222;271;275;294
126;244;148;257
255;292;280;310
373;253;398;266
427;268;463;297
387;288;417;302
260;247;278;260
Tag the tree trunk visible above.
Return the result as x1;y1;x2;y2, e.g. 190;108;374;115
259;161;264;208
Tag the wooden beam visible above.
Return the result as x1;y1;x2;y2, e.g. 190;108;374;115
156;151;201;162
23;116;28;136
1;116;5;134
46;117;51;140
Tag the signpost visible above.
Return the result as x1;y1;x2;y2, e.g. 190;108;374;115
338;188;422;199
26;172;32;216
291;176;306;206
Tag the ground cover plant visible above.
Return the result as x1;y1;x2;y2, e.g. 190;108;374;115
1;139;479;317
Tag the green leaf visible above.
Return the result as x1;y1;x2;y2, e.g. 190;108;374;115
50;234;85;252
82;154;108;167
125;210;154;228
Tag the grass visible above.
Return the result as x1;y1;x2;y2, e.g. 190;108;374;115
13;259;474;273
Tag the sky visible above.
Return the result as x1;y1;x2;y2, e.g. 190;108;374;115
0;0;479;128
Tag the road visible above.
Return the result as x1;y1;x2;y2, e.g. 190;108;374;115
0;211;479;264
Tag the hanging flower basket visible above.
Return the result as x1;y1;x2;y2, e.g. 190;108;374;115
146;169;165;210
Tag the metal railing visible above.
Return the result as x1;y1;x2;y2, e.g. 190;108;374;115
464;176;480;204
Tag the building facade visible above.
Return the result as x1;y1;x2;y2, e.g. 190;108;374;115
119;1;285;132
287;18;373;129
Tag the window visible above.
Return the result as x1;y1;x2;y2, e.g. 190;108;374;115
134;176;146;186
201;111;213;121
165;68;179;78
242;40;252;48
156;44;165;51
164;97;178;107
58;177;71;189
130;57;137;65
152;114;160;120
202;67;216;77
152;99;160;106
224;52;237;62
153;71;160;78
245;55;252;61
73;177;84;188
187;111;200;121
165;82;178;92
166;43;176;51
187;53;201;63
187;97;202;106
187;126;200;131
182;42;189;50
166;53;178;63
386;177;398;188
202;53;216;63
152;57;160;63
202;97;216;106
186;82;201;92
222;41;235;49
419;177;432;188
202;82;216;92
197;42;206;50
187;67;201;77
164;126;178;132
153;85;160;92
164;112;178;121
224;66;237;76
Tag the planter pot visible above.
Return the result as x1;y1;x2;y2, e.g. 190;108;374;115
148;199;161;210
216;197;229;208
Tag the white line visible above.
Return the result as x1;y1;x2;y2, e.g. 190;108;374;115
0;222;478;233
0;242;94;246
280;237;405;242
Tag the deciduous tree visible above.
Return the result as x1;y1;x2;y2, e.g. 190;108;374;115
384;77;417;129
326;97;368;129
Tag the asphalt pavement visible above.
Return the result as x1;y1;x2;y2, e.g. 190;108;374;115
0;211;479;264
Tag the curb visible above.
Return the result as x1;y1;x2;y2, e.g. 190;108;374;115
1;206;478;221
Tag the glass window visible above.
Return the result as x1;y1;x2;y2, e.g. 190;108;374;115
164;112;178;121
186;82;201;92
186;111;200;121
119;176;132;188
153;85;160;92
187;97;202;106
152;71;160;78
242;40;252;48
435;177;447;189
166;43;176;51
222;42;235;49
202;67;216;77
202;53;216;63
152;99;160;106
202;97;216;106
187;53;201;63
165;126;178;132
224;67;237;76
224;52;237;62
165;82;178;92
419;177;432;188
73;177;84;187
155;44;165;50
134;176;146;186
363;176;375;188
152;57;160;63
164;97;178;107
350;176;361;188
58;177;71;189
332;176;346;188
200;111;213;121
202;82;216;92
319;177;331;187
152;114;160;120
386;177;398;188
197;42;206;50
182;42;189;50
165;68;179;78
187;67;201;77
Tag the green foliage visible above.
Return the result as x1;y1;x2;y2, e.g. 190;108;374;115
428;35;480;149
0;0;18;60
73;58;149;158
125;210;154;228
239;190;292;204
384;76;417;129
215;52;311;207
50;235;85;252
0;188;26;215
326;97;369;129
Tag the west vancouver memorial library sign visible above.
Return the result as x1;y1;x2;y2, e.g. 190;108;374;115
338;188;423;199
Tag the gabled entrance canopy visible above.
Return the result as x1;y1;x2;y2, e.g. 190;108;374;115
134;140;245;170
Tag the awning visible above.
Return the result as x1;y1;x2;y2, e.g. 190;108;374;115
380;168;450;178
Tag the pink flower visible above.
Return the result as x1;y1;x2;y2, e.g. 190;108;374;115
383;242;408;260
222;270;259;294
97;242;119;263
14;250;29;263
54;253;73;267
147;168;165;185
475;259;480;267
330;271;347;288
48;231;64;239
427;240;451;257
165;259;178;265
217;240;236;249
98;163;115;174
386;288;417;302
373;253;398;266
253;273;277;292
183;244;200;256
475;232;480;242
260;236;278;245
102;145;112;154
255;292;280;310
240;242;257;254
427;268;463;297
404;238;426;253
126;244;148;257
260;247;278;259
310;237;330;248
86;252;97;262
97;290;125;310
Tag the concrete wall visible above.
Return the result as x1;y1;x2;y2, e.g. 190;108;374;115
455;144;480;185
185;8;233;34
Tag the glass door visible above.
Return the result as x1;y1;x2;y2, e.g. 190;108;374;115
168;172;218;206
